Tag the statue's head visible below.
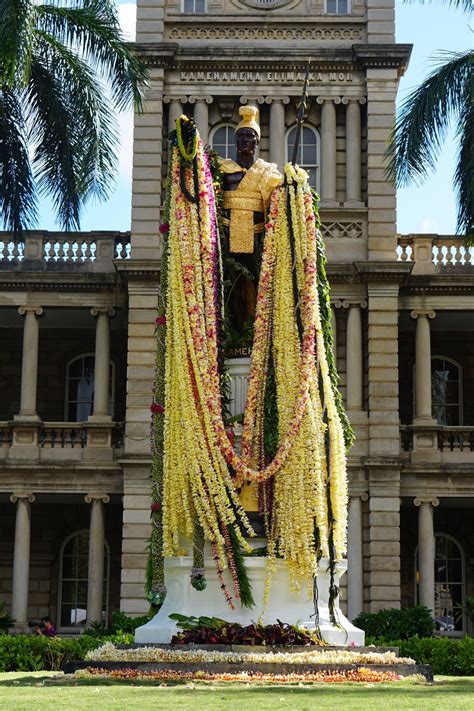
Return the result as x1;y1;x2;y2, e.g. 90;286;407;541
235;105;260;159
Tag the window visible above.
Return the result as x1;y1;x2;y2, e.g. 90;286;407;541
183;0;206;12
326;0;350;13
58;530;109;628
431;356;462;425
286;124;320;191
210;124;237;161
65;354;114;421
416;534;464;633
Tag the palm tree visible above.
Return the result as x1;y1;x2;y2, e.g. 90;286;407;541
0;0;147;235
387;0;473;241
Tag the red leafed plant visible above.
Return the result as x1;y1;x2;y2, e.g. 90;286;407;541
169;615;324;646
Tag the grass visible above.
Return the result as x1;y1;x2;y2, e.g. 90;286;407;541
0;673;473;710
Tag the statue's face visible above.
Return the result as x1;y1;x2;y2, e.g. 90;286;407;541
235;127;259;157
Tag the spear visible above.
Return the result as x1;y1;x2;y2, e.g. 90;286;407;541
291;61;311;166
287;61;311;341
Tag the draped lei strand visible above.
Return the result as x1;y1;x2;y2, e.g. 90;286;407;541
162;135;348;593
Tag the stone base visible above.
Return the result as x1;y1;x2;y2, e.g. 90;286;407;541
135;557;365;646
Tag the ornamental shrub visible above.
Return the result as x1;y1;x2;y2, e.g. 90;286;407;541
83;611;151;637
365;636;474;676
353;606;435;640
0;632;133;672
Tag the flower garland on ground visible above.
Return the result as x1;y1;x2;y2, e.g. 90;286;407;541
86;642;416;666
154;116;349;612
76;667;403;683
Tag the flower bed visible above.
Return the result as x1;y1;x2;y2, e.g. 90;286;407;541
85;642;415;666
75;666;402;684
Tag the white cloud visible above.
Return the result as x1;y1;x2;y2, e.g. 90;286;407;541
118;3;137;41
419;217;440;233
116;3;137;178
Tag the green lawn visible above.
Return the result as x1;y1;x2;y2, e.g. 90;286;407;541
0;673;473;711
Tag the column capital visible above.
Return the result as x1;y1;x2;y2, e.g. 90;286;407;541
190;95;213;104
333;299;367;309
10;493;36;504
411;309;436;320
85;493;110;505
181;94;193;104
350;492;368;502
343;299;368;309
265;96;290;105
18;305;43;317
316;96;341;105
90;307;115;318
414;496;439;507
342;96;367;105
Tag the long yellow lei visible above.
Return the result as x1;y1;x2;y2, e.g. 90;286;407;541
163;140;348;595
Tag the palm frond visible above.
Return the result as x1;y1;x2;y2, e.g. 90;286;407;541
455;91;474;242
0;87;37;232
26;33;119;230
0;0;37;86
36;1;147;111
26;55;81;230
35;31;119;200
386;50;473;188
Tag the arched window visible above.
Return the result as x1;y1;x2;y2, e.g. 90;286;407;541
415;534;465;633
286;124;320;191
65;354;115;421
431;356;463;425
210;124;237;161
58;530;110;628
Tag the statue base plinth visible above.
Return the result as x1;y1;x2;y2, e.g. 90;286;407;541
135;556;364;646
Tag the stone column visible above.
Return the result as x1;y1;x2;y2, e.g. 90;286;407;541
16;306;43;420
85;494;109;624
89;308;114;422
414;497;439;614
194;97;212;145
346;303;364;411
411;310;436;422
168;99;183;129
347;493;367;620
318;97;338;206
10;493;36;628
344;98;364;206
269;98;286;169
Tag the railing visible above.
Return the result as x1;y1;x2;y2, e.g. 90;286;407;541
438;427;474;453
400;425;474;462
0;231;131;272
39;423;88;448
0;420;125;462
397;234;474;274
0;423;13;447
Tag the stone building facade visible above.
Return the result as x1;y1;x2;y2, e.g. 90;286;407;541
1;0;473;635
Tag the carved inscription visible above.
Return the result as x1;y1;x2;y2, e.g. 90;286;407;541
179;70;354;83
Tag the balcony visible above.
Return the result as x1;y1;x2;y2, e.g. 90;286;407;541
0;420;125;463
397;234;474;274
0;231;131;273
401;425;474;463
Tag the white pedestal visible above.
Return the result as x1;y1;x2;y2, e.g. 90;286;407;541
135;556;364;646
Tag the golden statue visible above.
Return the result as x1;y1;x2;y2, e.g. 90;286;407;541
221;106;282;332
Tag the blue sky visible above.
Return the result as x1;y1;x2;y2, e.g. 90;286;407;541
36;1;472;236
